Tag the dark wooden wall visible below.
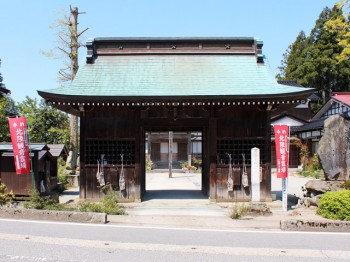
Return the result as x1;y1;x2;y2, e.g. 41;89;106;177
0;152;56;196
80;105;272;202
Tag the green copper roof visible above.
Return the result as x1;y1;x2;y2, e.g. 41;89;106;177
41;55;312;97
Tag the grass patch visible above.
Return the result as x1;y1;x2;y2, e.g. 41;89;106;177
230;204;249;219
24;191;125;215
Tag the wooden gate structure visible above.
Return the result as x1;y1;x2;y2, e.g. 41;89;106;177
38;37;313;202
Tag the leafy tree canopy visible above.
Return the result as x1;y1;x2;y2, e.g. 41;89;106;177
17;96;70;145
277;2;350;102
0;96;18;142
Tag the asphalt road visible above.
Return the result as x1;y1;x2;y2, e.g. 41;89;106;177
0;218;349;262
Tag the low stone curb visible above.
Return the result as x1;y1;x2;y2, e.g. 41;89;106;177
280;219;350;232
0;207;107;224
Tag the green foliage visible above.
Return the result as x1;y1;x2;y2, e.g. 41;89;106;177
145;158;156;171
17;97;70;145
24;191;72;211
317;190;350;220
0;96;17;142
100;191;126;215
325;0;350;63
192;156;202;169
180;161;197;171
230;204;249;219
24;190;125;215
0;181;14;206
78;192;125;215
277;4;350;101
298;153;323;179
343;180;350;189
57;157;68;184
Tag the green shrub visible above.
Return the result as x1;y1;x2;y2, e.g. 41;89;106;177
0;181;14;206
146;158;156;171
101;191;126;215
57;157;68;184
78;192;125;215
230;204;249;219
78;201;104;213
24;190;125;215
24;191;73;211
192;156;202;169
317;190;350;220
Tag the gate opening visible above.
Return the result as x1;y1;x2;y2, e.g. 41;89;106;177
144;131;204;200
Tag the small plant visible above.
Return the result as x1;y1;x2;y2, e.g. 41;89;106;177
146;158;156;171
343;180;350;189
0;181;14;206
24;190;125;215
180;161;197;172
230;204;249;219
78;192;125;215
192;156;202;170
317;190;350;220
24;191;73;211
297;153;323;179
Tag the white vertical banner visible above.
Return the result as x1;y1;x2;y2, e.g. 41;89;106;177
251;147;260;202
282;177;288;212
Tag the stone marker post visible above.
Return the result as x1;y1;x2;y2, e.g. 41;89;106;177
251;147;260;202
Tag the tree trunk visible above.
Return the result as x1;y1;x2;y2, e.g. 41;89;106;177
69;7;79;170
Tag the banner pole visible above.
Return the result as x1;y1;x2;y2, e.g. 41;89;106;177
26;124;34;191
282;125;291;212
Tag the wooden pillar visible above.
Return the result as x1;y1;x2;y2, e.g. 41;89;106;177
140;127;146;196
134;113;141;201
187;132;192;166
33;151;39;192
147;132;151;161
79;107;86;199
264;108;272;201
169;131;173;178
209;118;217;201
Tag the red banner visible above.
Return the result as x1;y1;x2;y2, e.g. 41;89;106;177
8;117;31;175
274;125;289;178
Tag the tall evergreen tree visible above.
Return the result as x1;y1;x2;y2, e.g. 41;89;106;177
277;5;350;102
276;31;310;86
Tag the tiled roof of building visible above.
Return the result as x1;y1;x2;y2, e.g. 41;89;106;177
47;144;68;158
333;92;350;107
41;55;312;98
39;38;313;99
294;118;325;133
0;143;48;152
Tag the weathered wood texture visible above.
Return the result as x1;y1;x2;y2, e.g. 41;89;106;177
216;164;270;201
0;153;56;196
81;105;272;202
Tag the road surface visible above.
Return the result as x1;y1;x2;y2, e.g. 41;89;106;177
0;218;349;261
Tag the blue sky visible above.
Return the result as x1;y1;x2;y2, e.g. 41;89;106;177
0;0;338;103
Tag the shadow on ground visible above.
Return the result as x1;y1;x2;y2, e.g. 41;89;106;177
143;190;207;200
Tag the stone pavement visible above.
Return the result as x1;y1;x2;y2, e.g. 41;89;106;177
109;171;333;231
58;171;346;231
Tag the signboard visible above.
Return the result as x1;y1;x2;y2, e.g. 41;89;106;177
273;125;289;179
8;117;31;174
